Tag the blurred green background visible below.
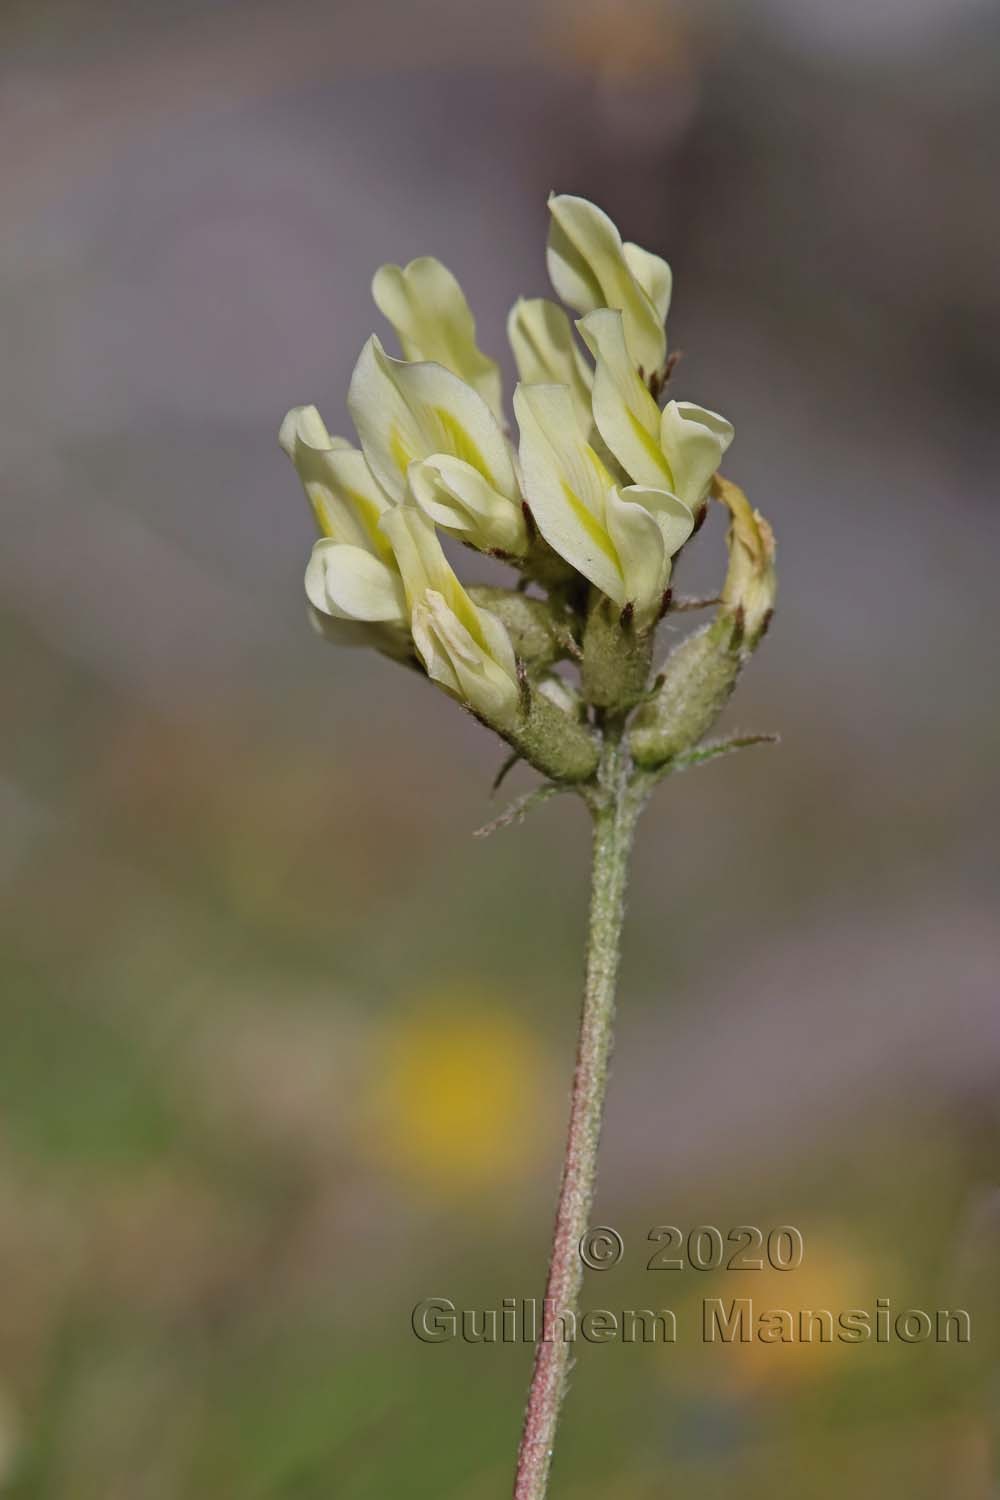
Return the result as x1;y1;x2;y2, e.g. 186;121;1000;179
2;0;999;1494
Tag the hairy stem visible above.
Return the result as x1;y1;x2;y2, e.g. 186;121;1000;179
513;727;645;1500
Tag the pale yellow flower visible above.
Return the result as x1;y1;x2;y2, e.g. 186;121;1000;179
546;192;671;376
372;254;503;419
507;296;594;439
381;506;520;729
515;382;693;624
279;403;409;651
349;335;527;556
580;307;733;510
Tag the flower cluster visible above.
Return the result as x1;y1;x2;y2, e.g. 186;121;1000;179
281;195;776;784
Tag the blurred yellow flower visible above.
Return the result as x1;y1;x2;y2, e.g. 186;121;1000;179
365;992;549;1195
701;1239;887;1392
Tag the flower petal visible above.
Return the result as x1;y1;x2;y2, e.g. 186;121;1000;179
279;405;393;557
507;297;593;437
514;382;625;604
372;257;503;419
408;455;528;555
546;194;666;376
409;597;461;695
622;241;672;325
349;336;517;506
537;673;581;716
622;483;694;559
659;401;734;510
604;487;668;623
411;591;520;729
577;309;671;489
379;506;517;681
307;604;410;658
304;538;407;623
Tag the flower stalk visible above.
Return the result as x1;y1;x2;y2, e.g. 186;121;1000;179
514;721;644;1500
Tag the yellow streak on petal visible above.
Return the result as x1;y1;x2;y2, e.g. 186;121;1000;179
309;495;336;538
432;406;490;479
348;488;394;563
584;445;615;491
627;409;673;484
311;486;393;563
448;586;492;656
390;425;415;475
560;480;620;568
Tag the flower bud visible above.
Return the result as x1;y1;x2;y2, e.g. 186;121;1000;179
381;507;520;730
628;618;740;768
629;479;777;769
715;476;776;647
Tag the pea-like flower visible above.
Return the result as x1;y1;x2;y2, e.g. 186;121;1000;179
514;382;694;625
380;506;521;730
546;193;672;379
372;255;503;420
279;404;410;653
579;308;733;512
507;297;594;440
349;335;528;558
